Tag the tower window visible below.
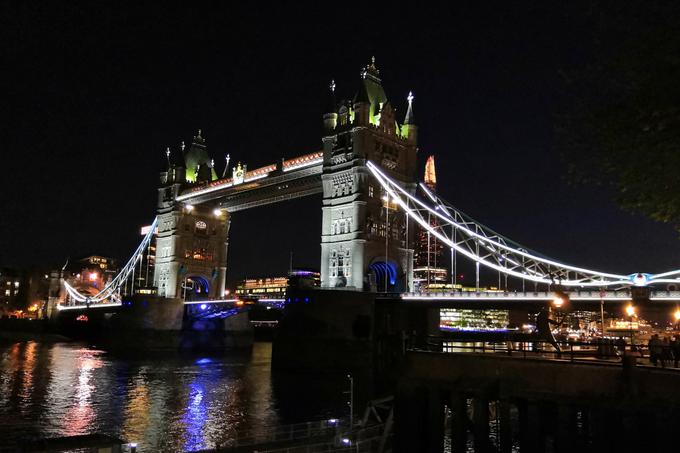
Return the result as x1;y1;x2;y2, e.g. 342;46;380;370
368;186;374;198
195;221;208;235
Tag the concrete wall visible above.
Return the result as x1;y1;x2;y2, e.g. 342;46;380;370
394;352;680;452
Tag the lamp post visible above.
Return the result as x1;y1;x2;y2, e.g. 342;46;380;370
382;195;390;292
626;304;636;350
347;374;354;428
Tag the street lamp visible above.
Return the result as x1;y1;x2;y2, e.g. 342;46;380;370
674;307;680;329
552;296;565;309
382;195;390;292
626;304;636;348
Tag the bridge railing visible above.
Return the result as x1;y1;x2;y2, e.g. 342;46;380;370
401;290;680;301
410;336;680;370
223;419;344;449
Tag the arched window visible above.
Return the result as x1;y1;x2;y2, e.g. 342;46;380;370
194;220;208;234
330;250;338;277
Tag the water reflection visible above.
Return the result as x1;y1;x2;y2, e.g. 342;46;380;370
1;341;326;451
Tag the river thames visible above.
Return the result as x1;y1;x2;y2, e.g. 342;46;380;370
0;340;347;451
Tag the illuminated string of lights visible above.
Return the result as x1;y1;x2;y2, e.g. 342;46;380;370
367;161;680;288
62;216;159;305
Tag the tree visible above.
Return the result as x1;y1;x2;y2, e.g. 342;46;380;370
556;2;680;230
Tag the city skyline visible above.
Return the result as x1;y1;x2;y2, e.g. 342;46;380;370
4;4;678;282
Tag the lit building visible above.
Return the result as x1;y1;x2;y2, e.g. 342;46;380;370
0;268;50;318
135;224;157;293
440;308;509;331
60;255;122;302
235;269;321;300
413;155;448;289
0;268;23;315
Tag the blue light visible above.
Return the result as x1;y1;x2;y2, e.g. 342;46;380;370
200;303;207;310
195;358;212;365
304;297;309;303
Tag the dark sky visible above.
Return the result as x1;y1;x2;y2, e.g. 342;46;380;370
4;3;678;286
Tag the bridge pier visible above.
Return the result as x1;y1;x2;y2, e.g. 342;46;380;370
449;393;468;453
497;400;513;453
472;396;490;452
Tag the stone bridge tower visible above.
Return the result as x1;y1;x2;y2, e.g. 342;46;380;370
154;132;230;299
320;59;417;292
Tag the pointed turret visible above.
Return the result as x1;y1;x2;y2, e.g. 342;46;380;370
353;57;389;126
184;129;217;182
323;80;338;132
402;91;417;142
353;60;373;126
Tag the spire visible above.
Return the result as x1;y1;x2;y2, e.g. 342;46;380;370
363;56;380;82
325;79;337;113
185;129;214;182
354;78;371;104
222;153;231;178
424;155;437;189
192;129;205;147
404;91;415;125
323;80;339;131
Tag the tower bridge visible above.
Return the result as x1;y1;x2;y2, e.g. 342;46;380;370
57;58;680;312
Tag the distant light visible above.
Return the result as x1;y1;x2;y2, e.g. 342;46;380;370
675;309;680;321
341;438;351;445
328;418;338;425
89;272;98;282
625;304;636;317
185;204;194;212
213;208;222;217
224;289;231;296
552;296;564;308
200;303;207;310
381;195;389;202
236;300;244;306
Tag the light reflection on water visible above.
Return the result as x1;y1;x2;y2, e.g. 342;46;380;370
0;341;289;451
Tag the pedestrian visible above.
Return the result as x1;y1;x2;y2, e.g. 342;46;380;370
672;336;680;368
648;334;660;366
536;306;562;355
661;336;671;368
615;337;626;358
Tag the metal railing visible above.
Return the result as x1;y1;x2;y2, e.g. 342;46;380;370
225;419;343;448
411;336;680;370
401;290;680;301
256;424;390;453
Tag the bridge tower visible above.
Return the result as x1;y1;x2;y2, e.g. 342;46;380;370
154;132;230;299
320;58;417;292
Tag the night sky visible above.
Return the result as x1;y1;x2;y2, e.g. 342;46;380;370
4;4;678;286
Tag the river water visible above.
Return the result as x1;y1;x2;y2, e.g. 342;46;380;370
0;340;347;452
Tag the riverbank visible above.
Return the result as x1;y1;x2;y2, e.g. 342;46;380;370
0;318;71;342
